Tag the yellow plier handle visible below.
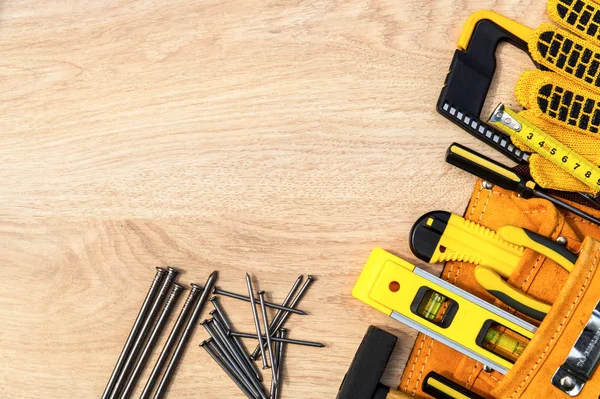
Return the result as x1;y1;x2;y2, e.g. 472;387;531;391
410;211;577;321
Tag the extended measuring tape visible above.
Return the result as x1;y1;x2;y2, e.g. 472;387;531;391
490;104;600;194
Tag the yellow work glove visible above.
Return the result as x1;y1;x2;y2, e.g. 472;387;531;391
511;0;600;194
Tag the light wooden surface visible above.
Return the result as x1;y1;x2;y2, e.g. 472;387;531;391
0;1;548;398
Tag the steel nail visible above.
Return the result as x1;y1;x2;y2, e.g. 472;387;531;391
109;267;178;399
201;340;255;399
152;271;218;399
140;284;202;399
101;267;167;399
231;331;325;348
251;275;314;360
270;331;282;399
213;287;307;315
249;275;303;360
205;319;267;399
258;291;278;384
211;315;265;395
275;329;286;399
210;297;263;382
212;319;268;399
246;273;269;369
121;283;184;399
200;319;260;396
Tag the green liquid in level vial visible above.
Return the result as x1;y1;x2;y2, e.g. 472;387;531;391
421;292;446;322
483;328;527;362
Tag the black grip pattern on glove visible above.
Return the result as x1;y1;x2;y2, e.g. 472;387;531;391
537;83;600;133
537;30;600;86
555;0;600;40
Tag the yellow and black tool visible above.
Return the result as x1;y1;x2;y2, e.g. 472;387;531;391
438;10;533;162
423;372;486;399
410;210;578;321
490;104;600;194
353;249;537;374
439;9;600;207
446;142;600;226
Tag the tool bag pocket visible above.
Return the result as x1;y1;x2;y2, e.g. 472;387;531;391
492;236;600;399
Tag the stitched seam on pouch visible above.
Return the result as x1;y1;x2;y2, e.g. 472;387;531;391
412;340;434;396
467;362;480;386
565;215;600;229
522;209;547;215
520;254;543;290
491;190;516;199
510;246;600;398
404;334;426;391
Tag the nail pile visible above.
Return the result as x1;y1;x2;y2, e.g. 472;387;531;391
101;267;218;399
200;274;323;399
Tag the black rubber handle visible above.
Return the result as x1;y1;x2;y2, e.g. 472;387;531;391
446;143;535;198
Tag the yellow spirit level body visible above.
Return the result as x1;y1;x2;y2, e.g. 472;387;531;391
353;248;537;374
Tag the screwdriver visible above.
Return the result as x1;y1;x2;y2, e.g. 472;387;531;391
446;143;600;226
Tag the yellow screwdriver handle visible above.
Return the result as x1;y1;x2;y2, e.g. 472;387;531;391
475;266;551;321
497;226;576;272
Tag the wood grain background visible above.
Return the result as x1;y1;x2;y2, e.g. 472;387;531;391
0;1;550;398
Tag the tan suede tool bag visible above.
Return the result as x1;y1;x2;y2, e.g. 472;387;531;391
400;180;600;399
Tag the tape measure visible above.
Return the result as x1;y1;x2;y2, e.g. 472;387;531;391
489;104;600;194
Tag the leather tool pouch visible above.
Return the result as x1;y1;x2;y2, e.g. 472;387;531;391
399;181;600;398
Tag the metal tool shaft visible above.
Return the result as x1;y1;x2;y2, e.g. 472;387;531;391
139;284;202;399
202;340;254;399
120;283;183;399
101;267;166;399
535;189;600;226
232;332;324;348
109;267;178;399
152;271;218;399
213;287;307;315
259;291;278;385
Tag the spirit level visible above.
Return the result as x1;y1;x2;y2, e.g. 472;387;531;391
353;249;537;374
490;104;600;194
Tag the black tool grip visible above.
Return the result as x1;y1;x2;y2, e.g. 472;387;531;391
446;143;529;194
486;289;547;322
423;372;486;399
336;326;397;399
